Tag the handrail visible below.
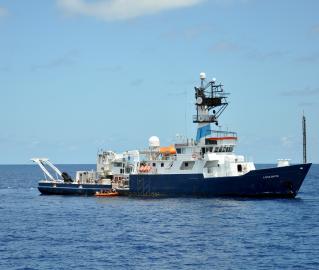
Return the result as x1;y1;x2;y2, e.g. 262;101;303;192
209;130;237;137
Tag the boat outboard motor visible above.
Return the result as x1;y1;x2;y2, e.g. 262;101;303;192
62;172;73;183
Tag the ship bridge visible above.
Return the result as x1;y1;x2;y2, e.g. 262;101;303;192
200;130;237;155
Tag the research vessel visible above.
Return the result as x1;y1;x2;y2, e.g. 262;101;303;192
33;73;311;198
119;73;311;197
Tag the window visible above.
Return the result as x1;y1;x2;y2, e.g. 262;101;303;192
161;163;164;167
176;148;181;154
205;139;217;145
214;147;219;153
152;163;156;167
180;161;195;170
237;164;242;172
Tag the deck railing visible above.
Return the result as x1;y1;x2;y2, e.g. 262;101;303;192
209;130;237;138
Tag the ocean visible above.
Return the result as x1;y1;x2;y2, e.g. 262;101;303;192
1;164;319;270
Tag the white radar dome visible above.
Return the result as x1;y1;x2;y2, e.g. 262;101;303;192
212;77;216;82
149;136;160;148
200;72;206;80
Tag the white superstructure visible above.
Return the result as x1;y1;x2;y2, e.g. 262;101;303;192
132;73;256;178
134;130;255;178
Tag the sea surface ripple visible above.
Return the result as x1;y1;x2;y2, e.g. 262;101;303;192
0;164;319;270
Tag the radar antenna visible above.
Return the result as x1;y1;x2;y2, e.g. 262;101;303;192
193;73;229;125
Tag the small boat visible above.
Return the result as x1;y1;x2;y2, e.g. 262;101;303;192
95;190;119;197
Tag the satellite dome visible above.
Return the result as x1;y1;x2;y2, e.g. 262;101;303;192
200;72;206;80
149;136;160;148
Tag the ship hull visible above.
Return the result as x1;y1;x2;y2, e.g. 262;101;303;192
125;164;311;198
38;182;112;196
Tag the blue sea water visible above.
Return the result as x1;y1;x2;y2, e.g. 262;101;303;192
0;164;319;270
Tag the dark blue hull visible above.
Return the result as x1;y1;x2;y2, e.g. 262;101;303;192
126;164;311;198
38;182;112;196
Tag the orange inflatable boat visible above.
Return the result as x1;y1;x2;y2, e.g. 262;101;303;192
95;190;119;197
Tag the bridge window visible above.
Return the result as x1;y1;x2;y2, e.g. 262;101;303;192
205;139;217;145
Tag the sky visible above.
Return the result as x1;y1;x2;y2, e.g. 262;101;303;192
0;0;318;164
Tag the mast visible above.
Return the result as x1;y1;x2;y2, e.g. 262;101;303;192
302;113;307;164
194;73;229;141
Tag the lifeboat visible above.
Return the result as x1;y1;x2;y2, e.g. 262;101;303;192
160;145;177;155
95;190;119;197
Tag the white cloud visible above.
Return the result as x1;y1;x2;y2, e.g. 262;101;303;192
57;0;203;21
0;6;9;17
